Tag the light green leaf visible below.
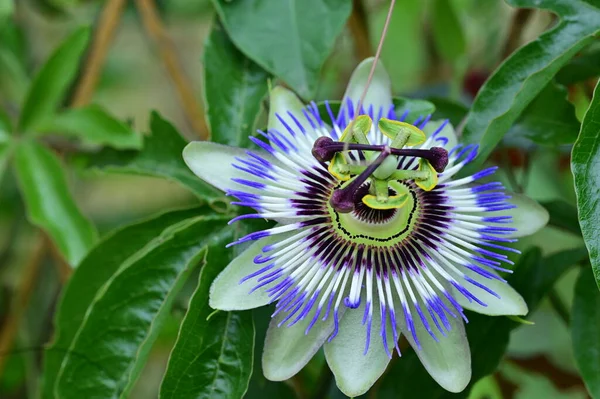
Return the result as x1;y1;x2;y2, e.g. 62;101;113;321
40;207;207;399
572;79;600;289
36;104;142;149
461;0;600;168
212;0;352;99
160;227;254;399
14;140;97;266
19;27;90;132
204;21;268;148
0;0;13;18
572;267;600;398
83;111;222;200
431;0;466;63
53;215;231;399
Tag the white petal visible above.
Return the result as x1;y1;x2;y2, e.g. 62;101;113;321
454;268;528;316
397;299;471;393
423;120;458;150
268;86;308;133
501;193;549;238
342;57;393;114
183;141;267;193
262;300;342;381
209;236;281;311
324;295;394;397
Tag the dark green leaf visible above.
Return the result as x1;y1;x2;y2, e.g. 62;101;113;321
14;140;97;266
379;247;587;398
83;111;222;200
36;104;142;149
160;227;254;399
19;27;90;132
541;200;581;235
506;82;580;146
245;307;298;399
0;140;11;182
572;267;600;398
431;0;466;62
212;0;352;99
203;21;268;148
556;45;600;85
572;79;600;288
41;207;208;399
428;97;468;127
53;215;231;399
461;0;600;168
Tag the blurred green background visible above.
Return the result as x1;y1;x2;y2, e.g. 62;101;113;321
0;0;596;398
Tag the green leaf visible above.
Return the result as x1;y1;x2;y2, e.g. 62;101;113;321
0;19;29;103
378;247;589;398
506;82;580;146
541;200;581;235
40;207;207;399
572;267;600;398
556;45;600;85
83;111;222;200
572;80;600;289
18;27;90;132
35;104;142;149
0;107;11;136
461;0;600;168
203;21;269;148
212;0;352;99
14;140;97;266
0;141;11;182
428;97;468;127
160;228;254;399
430;0;466;63
0;0;13;18
53;214;231;399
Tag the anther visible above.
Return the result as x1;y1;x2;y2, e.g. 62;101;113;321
312;139;449;172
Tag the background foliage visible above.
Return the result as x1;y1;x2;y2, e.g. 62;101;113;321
0;0;599;398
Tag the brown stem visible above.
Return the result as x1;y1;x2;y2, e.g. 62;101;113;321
0;237;46;376
501;8;533;60
348;0;373;60
134;0;209;139
71;0;127;107
46;235;72;282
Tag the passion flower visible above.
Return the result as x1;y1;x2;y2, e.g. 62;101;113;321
183;58;548;396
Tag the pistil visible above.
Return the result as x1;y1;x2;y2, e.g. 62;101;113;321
330;148;391;213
